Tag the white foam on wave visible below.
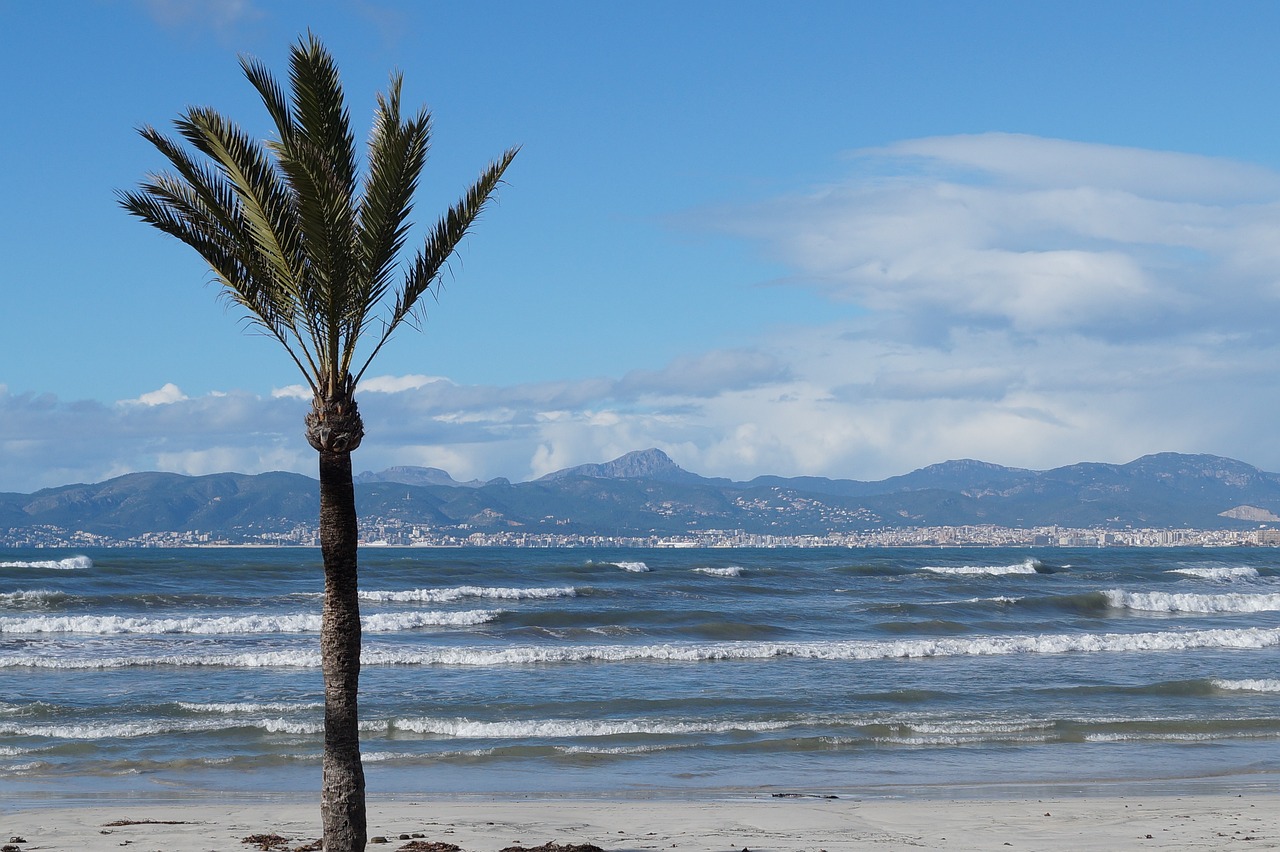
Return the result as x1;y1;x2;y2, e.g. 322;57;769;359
912;595;1023;607
9;626;1280;670
257;718;324;735
693;566;744;578
615;561;650;573
389;716;790;739
1084;731;1273;743
0;590;68;608
1104;590;1280;613
904;719;1052;735
0;715;344;739
178;701;323;714
1168;567;1260;581
361;750;420;762
557;743;677;756
920;558;1041;576
0;556;93;570
0;609;500;635
5;762;48;772
0;719;221;739
1213;679;1280;693
869;732;1053;747
359;586;575;603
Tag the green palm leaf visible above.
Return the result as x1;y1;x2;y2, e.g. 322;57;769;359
119;32;514;402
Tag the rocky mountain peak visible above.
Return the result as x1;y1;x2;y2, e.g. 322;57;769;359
538;448;697;483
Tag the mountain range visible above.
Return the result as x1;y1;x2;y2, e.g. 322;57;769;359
6;449;1280;543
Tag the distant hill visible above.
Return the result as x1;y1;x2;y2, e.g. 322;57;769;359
535;447;724;485
6;449;1280;543
355;465;494;489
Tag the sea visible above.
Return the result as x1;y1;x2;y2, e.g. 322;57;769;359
4;546;1280;805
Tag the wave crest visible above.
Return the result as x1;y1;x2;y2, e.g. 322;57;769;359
1213;679;1280;693
389;716;790;738
359;586;574;603
920;558;1042;576
693;567;744;578
1168;567;1260;581
0;590;68;608
7;626;1279;669
0;556;92;570
0;609;500;635
1104;590;1280;613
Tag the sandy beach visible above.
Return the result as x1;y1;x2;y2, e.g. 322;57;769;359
5;791;1280;851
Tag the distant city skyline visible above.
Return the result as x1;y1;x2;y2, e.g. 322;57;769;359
5;1;1280;492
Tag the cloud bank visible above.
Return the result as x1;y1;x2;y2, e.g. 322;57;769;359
7;133;1280;492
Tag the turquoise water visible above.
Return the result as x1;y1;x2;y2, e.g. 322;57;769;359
3;546;1280;802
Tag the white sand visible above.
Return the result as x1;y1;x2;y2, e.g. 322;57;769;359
5;792;1280;851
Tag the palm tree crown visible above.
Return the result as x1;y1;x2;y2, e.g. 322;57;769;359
120;33;517;445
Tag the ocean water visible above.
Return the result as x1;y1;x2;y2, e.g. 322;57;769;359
3;546;1280;804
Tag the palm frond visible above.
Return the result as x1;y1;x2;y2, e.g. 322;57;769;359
239;54;294;148
345;80;432;379
177;107;305;307
352;146;518;386
118;178;320;393
129;129;287;325
123;34;517;407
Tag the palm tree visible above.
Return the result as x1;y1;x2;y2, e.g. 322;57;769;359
119;33;516;852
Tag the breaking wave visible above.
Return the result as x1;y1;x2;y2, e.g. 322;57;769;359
0;556;93;570
919;559;1043;576
0;719;222;739
1168;567;1260;581
693;567;744;578
0;590;69;608
1213;679;1280;693
359;586;575;603
1104;590;1280;613
7;626;1278;669
0;609;500;635
587;560;650;573
388;716;791;738
177;701;323;713
0;717;331;739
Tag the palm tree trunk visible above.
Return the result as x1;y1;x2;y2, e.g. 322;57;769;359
318;448;367;852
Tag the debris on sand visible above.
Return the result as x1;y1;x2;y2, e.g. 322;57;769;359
396;842;463;852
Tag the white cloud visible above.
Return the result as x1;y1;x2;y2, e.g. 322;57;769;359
869;133;1280;201
123;383;189;406
720;132;1280;343
154;444;306;478
271;384;311;400
360;374;451;394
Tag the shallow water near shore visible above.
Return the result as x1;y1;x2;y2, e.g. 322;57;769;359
3;546;1280;804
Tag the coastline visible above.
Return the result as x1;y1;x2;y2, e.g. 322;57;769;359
7;787;1279;851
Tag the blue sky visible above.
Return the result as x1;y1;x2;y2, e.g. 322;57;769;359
5;0;1280;491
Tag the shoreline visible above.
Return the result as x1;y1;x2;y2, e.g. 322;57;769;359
10;765;1279;809
6;788;1279;851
